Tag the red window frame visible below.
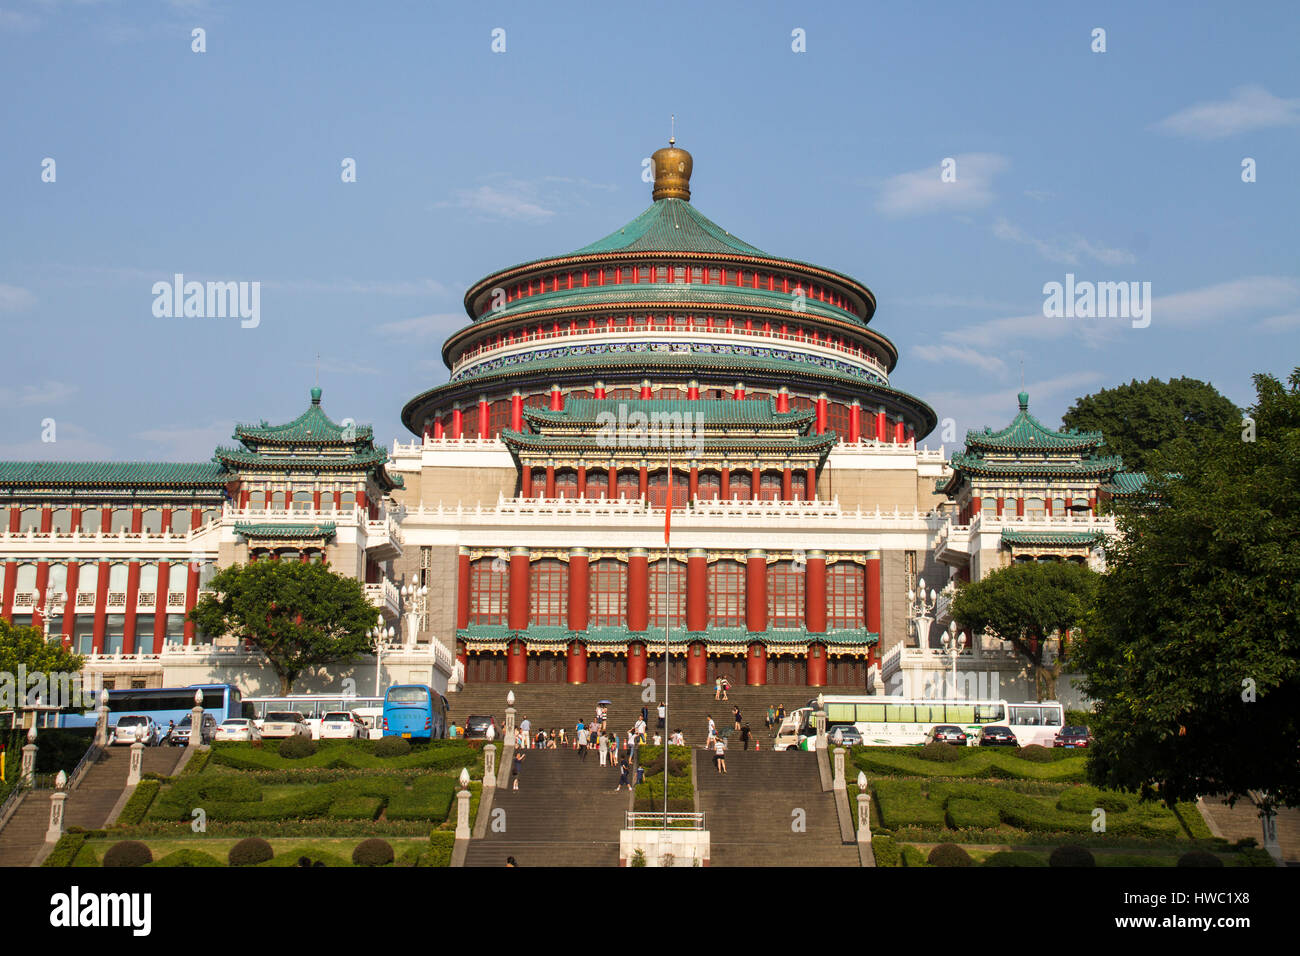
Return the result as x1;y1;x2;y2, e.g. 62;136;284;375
589;558;627;627
711;560;745;627
470;558;507;626
529;558;568;627
767;560;805;628
828;562;865;629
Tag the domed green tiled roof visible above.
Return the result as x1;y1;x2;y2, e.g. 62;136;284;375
569;198;768;257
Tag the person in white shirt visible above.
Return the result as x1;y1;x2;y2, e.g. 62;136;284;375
705;715;716;748
670;729;685;746
714;735;727;773
576;724;589;761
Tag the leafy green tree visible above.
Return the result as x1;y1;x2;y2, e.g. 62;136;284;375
1062;376;1240;473
0;617;84;709
188;560;378;694
1075;369;1300;811
950;561;1098;700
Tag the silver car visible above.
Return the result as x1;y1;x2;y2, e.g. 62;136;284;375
319;711;366;740
260;711;311;739
214;718;262;743
112;715;159;746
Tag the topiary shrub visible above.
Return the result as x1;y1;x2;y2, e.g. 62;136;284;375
278;735;317;759
1049;844;1096;867
1177;850;1224;867
917;741;963;762
228;837;274;866
983;850;1048;867
103;841;153;868
352;838;395;867
1016;745;1054;762
928;843;973;867
373;736;411;758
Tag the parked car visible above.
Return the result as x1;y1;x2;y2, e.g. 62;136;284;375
827;724;863;746
260;711;312;739
976;725;1018;747
214;717;262;743
1053;725;1092;748
320;711;367;740
111;715;159;746
169;713;218;746
461;715;498;740
924;725;968;746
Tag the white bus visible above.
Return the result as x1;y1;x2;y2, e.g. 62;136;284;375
242;695;386;739
773;696;1064;748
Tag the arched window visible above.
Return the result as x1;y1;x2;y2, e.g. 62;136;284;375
1052;497;1066;519
200;507;219;526
710;560;745;627
78;507;104;533
828;562;865;629
981;498;997;519
767;560;805;628
19;508;39;532
1025;497;1046;519
50;508;72;533
79;562;99;593
790;471;808;501
616;470;640;500
588;558;626;627
108;562;129;591
169;563;188;591
696;471;721;501
48;563;68;593
758;472;782;501
139;564;159;593
293;490;313;512
469;557;507;626
649;560;685;629
529;558;567;627
554;470;579;499
584;470;609;499
339;491;357;511
140;509;163;534
16;563;37;593
530;468;546;498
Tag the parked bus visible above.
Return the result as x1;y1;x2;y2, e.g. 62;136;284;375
773;696;1063;749
58;684;242;739
242;695;385;739
382;684;448;740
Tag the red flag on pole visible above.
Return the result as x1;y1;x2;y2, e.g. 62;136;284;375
664;455;672;544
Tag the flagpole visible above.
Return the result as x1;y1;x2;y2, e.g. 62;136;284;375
663;452;671;832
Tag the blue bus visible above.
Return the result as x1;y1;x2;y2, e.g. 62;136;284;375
382;685;448;740
59;684;242;736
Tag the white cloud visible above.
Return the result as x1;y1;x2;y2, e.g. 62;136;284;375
0;380;79;407
1258;312;1300;332
0;284;36;311
1153;85;1300;140
876;153;1007;217
133;421;231;461
911;343;1007;375
1150;275;1300;326
439;182;556;222
896;292;1023;312
0;421;113;461
992;218;1136;266
375;313;465;340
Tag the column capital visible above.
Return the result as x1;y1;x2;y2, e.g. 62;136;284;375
569;547;589;557
510;546;529;557
806;549;826;560
687;548;708;559
865;549;882;560
746;549;767;560
629;547;649;558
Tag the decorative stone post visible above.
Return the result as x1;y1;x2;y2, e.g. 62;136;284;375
814;693;827;751
1261;806;1282;863
504;690;516;742
483;744;496;790
832;745;846;790
188;688;204;750
46;771;68;843
856;771;872;842
93;691;110;748
20;724;37;787
127;731;145;786
455;768;472;840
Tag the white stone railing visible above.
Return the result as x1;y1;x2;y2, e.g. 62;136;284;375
392;437;507;455
0;520;222;544
364;579;400;613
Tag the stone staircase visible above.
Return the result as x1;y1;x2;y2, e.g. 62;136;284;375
695;747;859;866
0;745;184;867
462;748;630;867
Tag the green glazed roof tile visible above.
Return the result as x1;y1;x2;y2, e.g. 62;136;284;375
0;461;230;486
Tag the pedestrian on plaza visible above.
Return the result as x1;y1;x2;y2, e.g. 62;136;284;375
714;735;727;774
577;722;589;760
705;715;716;748
512;751;525;790
732;706;741;732
657;701;666;732
741;723;751;751
558;726;566;746
599;731;609;767
671;729;685;746
520;716;532;749
766;704;775;732
714;677;722;700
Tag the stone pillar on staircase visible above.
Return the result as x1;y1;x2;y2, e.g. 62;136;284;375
483;744;496;789
45;772;68;844
833;746;846;790
94;692;110;748
21;726;37;786
455;768;472;840
188;690;204;749
128;736;145;785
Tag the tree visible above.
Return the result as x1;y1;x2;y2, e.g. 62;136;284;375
0;617;85;709
1074;369;1300;811
188;560;378;694
1061;376;1240;473
950;561;1098;700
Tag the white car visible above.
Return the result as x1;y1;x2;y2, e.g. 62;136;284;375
319;711;367;740
260;711;311;739
215;718;262;743
112;715;159;746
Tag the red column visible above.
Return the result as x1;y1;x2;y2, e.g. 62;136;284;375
894;420;905;444
627;548;649;632
639;379;653;399
996;496;1004;517
521;464;533;498
160;507;172;534
745;550;767;632
747;642;767;686
577;462;587;498
875;407;886;441
153;561;169;652
59;562;78;648
1;561;15;620
686;549;708;632
477;395;490;439
864;549;882;647
507;639;527;683
781;463;792;501
638;462;648;499
122;561;140;654
456;547;471;630
806;641;827;687
806;466;817;501
550;384;563;410
545;461;556;498
776;387;790;413
688;462;699;501
94;560;110;651
451;403;463;439
815;393;828;435
31;561;49;633
971;496;982;520
6;508;17;533
627;641;647;685
733;381;745;400
507;548;530;631
687;379;700;400
686;641;707;685
567;640;588;684
607;463;617;499
568;548;589;632
805;550;827;633
1016;497;1026;517
849;400;861;443
1088;494;1097;515
510;391;523;431
750;464;760;501
40;508;52;533
593;380;607;399
720;463;731;501
433;413;444;440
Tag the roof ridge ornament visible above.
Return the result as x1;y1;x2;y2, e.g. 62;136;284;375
651;133;692;202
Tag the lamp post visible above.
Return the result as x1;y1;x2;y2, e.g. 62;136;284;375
31;588;67;642
370;616;395;696
400;583;428;647
905;577;937;650
940;620;968;699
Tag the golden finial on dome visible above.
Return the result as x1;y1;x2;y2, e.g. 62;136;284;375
651;118;692;202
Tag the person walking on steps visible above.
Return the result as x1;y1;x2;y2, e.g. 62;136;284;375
577;722;589;760
512;751;525;790
732;705;742;732
714;677;722;700
766;704;775;732
705;715;717;749
715;734;728;774
657;701;666;734
741;723;751;751
720;676;730;701
598;731;609;767
615;755;631;792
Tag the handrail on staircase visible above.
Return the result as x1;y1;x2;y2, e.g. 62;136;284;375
0;783;28;832
66;743;104;791
625;811;705;830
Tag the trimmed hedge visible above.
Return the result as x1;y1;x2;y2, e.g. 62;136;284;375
352;838;394;866
278;735;318;759
1177;850;1224;867
42;833;88;868
146;849;225;867
928;843;973;867
229;837;274;866
103;841;153;867
852;749;1087;782
1049;844;1096;867
1016;745;1054;763
426;831;455;868
116;779;162;826
917;742;964;762
871;834;901;867
373;736;411;758
983;850;1048;867
182;749;212;775
259;849;351;867
209;739;479;773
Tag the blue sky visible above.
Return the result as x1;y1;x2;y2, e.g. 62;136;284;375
1;0;1296;461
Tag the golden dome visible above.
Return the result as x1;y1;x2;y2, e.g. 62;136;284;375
651;138;692;202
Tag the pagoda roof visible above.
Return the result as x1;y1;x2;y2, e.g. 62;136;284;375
213;447;396;471
523;398;815;429
501;428;839;457
570;198;768;257
1100;472;1150;497
945;456;1124;480
0;461;229;487
233;522;337;540
234;387;373;444
456;623;878;649
963;391;1103;452
1000;529;1104;547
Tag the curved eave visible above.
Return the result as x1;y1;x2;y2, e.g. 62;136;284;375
440;300;899;373
500;429;839;456
521;402;817;430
